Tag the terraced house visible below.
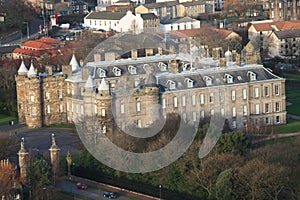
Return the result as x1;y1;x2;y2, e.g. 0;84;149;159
15;35;286;134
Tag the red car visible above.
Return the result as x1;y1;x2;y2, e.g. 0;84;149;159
76;182;88;190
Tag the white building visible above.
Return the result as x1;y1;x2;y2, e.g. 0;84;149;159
160;17;200;32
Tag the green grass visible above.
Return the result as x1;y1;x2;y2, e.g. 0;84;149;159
0;114;18;126
277;118;300;134
46;123;74;129
282;73;300;82
286;86;300;116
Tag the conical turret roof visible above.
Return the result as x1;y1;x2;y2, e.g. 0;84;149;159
84;75;96;88
18;60;28;74
27;62;37;77
69;54;80;73
99;78;109;91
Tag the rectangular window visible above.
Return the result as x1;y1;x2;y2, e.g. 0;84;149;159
242;89;247;100
254;87;259;98
31;108;35;116
266;117;270;124
76;105;79;114
200;111;204;118
81;105;84;115
47;105;50;114
232;120;237;129
58;90;62;98
211;109;214;116
276;116;280;123
231;90;236;101
59;104;63;113
162;98;166;108
232;107;236;117
243;105;247;116
264;86;269;97
275;85;279;95
219;92;224;102
200;94;205;105
94;105;97;114
137;119;142;128
182;96;186;107
192;112;197;122
136;102;141;112
255;104;260;114
45;92;50;100
101;108;106;117
275;102;280;112
209;93;214;103
30;95;35;102
221;108;225;116
174;97;178;108
120;104;125;114
192;95;196;105
265;103;269;113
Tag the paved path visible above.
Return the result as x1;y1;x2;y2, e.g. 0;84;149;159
251;132;300;144
287;114;300;120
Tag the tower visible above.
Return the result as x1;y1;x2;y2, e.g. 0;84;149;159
49;133;60;185
17;137;28;181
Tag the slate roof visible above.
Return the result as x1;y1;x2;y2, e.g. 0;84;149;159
181;1;206;7
85;11;126;20
142;1;179;9
140;13;158;20
274;29;300;39
251;20;300;32
161;17;199;25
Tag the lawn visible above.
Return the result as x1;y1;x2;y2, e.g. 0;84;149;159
0;114;18;126
277;118;300;134
282;72;300;82
285;85;300;116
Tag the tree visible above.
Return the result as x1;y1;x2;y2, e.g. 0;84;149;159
218;131;249;155
214;168;235;200
0;160;19;199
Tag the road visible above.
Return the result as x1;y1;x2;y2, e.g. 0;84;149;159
57;176;159;200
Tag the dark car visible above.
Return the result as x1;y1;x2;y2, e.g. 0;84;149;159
76;182;88;190
103;191;117;199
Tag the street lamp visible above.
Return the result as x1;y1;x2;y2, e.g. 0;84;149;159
72;163;75;176
159;185;162;200
23;22;29;39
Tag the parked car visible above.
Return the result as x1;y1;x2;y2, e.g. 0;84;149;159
76;182;88;190
103;191;117;199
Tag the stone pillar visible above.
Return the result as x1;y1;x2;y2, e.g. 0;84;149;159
49;133;60;185
18;137;28;181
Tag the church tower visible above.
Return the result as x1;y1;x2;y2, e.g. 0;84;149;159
49;133;60;184
18;137;29;181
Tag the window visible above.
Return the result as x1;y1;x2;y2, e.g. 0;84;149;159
136;102;141;112
224;74;233;83
221;108;225;116
232;120;237;129
192;112;197;122
45;92;50;100
185;78;194;88
58;90;62;98
94;105;97;114
112;67;121;76
76;105;79;114
137;119;142;128
209;93;214;103
243;105;247;116
102;125;106;134
255;104;260;114
231;90;236;101
128;65;137;75
275;85;279;95
30;95;35;102
276;116;280;123
47;105;51;114
200;111;204;118
182;96;186;107
264;86;269;97
219;92;224;102
200;94;205;104
204;76;212;86
211;109;215;116
59;104;63;113
232;107;236;117
173;97;178;108
162;98;166;108
101;109;106;117
158;62;167;71
31;108;35;116
81;105;84;115
242;89;247;100
275;102;280;112
167;80;176;90
97;68;106;78
192;95;196;105
247;71;257;81
265;103;270;113
266;117;270;124
254;87;259;98
120;104;125;114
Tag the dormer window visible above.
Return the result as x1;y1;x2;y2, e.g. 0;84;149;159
97;68;106;78
167;80;176;90
203;76;212;86
112;67;121;76
184;78;194;88
128;65;137;75
183;63;190;71
224;74;233;83
247;71;257;81
158;62;167;71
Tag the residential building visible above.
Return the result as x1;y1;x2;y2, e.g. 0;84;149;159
160;17;200;32
269;29;300;58
71;0;89;14
269;0;300;21
15;34;286;131
181;1;214;17
248;20;300;56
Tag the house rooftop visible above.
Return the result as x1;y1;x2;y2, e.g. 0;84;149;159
85;11;126;20
274;29;300;39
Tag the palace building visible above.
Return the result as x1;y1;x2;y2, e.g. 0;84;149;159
15;36;286;134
